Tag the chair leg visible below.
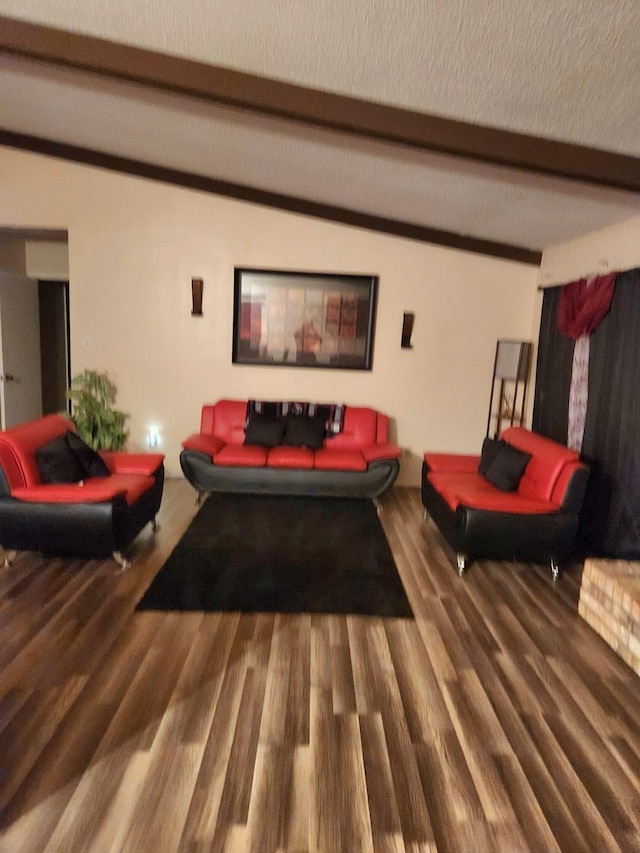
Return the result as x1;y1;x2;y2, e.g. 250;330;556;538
551;558;560;581
456;553;467;575
113;551;132;571
3;550;17;568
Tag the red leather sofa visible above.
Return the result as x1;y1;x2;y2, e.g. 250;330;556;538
422;427;589;577
180;399;401;500
0;414;164;568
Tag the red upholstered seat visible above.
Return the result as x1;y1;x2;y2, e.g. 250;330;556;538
314;448;367;472
214;445;268;467
423;452;479;474
428;472;558;514
13;473;154;505
267;446;314;469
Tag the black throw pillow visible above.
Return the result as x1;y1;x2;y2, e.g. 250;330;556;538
36;435;86;484
484;444;532;492
283;414;327;450
244;412;286;448
65;430;110;478
478;437;506;476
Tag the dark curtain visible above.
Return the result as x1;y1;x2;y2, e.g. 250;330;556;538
532;287;573;444
582;267;640;556
533;267;640;557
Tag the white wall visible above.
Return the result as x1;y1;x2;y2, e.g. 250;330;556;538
0;146;539;482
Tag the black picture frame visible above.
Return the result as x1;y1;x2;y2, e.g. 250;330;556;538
232;268;378;370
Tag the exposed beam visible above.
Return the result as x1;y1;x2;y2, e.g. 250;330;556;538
0;130;542;264
0;15;638;193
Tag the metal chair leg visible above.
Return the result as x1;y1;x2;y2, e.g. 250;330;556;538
113;551;132;571
3;549;17;568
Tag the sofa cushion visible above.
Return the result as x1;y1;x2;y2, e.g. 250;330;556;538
424;452;480;474
267;446;315;469
214;445;268;467
283;414;326;450
13;473;153;505
244;412;286;448
65;430;110;478
36;435;86;484
477;438;506;477
314;448;367;472
428;472;495;510
428;471;559;514
483;444;531;492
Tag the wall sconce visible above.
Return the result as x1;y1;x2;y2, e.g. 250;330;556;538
401;312;415;348
148;426;160;448
191;277;204;316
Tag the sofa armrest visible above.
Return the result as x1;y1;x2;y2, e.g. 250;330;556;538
361;442;401;463
12;481;128;504
100;452;165;476
182;433;225;458
424;453;480;473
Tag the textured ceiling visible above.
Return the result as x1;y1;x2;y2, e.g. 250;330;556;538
0;1;639;257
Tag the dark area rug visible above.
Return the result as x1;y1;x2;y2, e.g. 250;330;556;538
136;493;413;617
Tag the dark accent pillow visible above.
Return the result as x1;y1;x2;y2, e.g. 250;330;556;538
244;412;286;447
478;437;506;476
36;435;86;484
65;430;110;478
484;444;532;492
283;414;327;450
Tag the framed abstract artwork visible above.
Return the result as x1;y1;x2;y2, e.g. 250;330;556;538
232;268;378;370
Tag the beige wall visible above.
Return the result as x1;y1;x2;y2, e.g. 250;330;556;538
528;215;640;401
538;215;640;287
0;146;539;483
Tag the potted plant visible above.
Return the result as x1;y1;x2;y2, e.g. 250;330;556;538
68;369;128;450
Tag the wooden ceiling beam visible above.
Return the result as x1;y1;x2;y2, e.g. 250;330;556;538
0;15;639;193
0;129;541;264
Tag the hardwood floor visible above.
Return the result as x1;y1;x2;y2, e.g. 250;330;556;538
0;479;639;852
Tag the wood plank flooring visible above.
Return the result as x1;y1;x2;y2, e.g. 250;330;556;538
0;479;639;852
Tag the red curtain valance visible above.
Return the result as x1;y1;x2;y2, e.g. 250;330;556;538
557;272;616;339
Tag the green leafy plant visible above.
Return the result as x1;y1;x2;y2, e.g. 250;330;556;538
68;369;128;450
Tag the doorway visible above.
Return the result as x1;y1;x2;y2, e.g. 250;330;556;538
0;277;70;429
39;280;71;417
